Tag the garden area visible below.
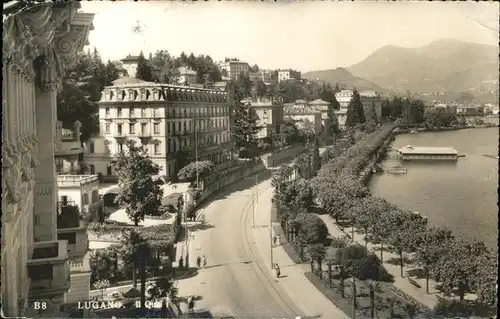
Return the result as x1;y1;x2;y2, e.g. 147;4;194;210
271;121;497;318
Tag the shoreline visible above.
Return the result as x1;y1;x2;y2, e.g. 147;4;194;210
394;124;498;136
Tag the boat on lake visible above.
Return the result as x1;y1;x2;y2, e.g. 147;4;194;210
386;165;407;174
409;129;418;134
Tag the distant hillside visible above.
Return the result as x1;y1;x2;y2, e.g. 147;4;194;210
303;67;385;92
347;39;498;94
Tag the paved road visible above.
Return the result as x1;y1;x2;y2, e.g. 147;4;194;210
176;171;310;318
176;170;349;319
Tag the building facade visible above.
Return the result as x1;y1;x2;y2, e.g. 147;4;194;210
177;67;197;85
284;103;323;135
278;69;301;82
249;69;272;83
335;90;383;125
85;77;231;181
309;99;331;127
243;97;284;140
55;121;84;174
120;55;140;78
54;121;92;304
2;2;94;316
217;60;249;79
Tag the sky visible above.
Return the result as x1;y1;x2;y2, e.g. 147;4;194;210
81;1;499;73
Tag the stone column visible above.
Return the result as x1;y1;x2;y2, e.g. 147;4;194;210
33;47;60;242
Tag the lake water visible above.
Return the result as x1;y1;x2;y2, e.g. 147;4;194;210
369;128;499;251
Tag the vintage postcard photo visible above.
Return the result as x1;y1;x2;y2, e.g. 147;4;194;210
2;1;498;318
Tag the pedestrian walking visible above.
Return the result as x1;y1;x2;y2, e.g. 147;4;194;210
273;236;277;246
275;263;281;278
202;254;207;267
178;257;184;269
276;235;281;246
196;256;201;268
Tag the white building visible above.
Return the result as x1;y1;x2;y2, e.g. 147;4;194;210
278;69;301;82
177;67;197;85
217;60;249;79
85;77;231;181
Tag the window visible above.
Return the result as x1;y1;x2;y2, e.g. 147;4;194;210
168;122;172;134
129;123;135;134
105;124;110;134
154;123;160;134
105;107;110;116
58;232;76;244
141;123;147;134
129;107;134;116
92;190;99;202
154;108;159;117
183;122;187;132
154;143;160;154
34;214;40;226
83;193;89;206
29;264;53;280
177;122;181;132
117;107;122;117
107;165;112;175
117;124;122;135
118;143;123;153
89;142;95;153
141;108;147;117
61;196;68;204
89;164;95;174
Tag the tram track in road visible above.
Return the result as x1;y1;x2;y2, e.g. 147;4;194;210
236;181;305;319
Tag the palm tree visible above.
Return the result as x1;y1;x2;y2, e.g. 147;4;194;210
308;244;326;278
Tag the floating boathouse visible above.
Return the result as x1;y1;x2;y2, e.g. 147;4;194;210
398;145;458;161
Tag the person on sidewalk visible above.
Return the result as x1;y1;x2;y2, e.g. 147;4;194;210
276;235;281;246
275;263;281;278
202;254;207;267
196;256;201;268
273;236;277;246
178;257;184;269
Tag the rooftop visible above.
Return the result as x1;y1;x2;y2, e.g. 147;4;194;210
398;145;458;155
309;99;330;105
121;55;140;62
178;67;197;75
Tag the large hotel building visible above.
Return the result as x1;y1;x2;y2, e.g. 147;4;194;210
85;76;232;180
2;1;94;316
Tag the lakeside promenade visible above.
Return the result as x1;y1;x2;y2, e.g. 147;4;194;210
317;214;441;309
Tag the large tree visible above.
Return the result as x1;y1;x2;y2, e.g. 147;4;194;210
348;88;365;125
228;73;261;157
136;51;155;82
112;139;164;225
57;49;120;142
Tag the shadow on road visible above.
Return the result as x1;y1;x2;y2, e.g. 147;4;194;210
201;260;254;270
175;267;199;280
189;223;215;232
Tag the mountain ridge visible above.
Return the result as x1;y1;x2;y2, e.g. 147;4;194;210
304;39;498;96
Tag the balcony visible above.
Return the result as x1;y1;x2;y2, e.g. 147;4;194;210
55;121;83;159
27;241;70;298
57;174;99;188
57;202;89;258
